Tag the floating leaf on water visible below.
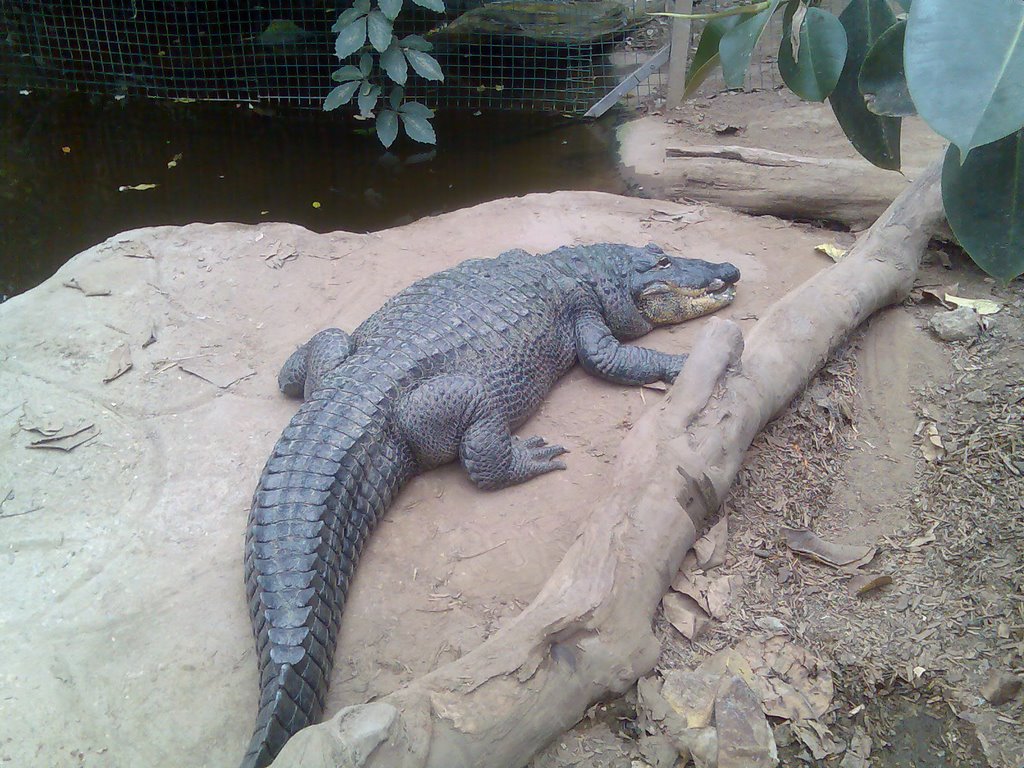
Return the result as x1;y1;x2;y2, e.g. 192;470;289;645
166;152;182;169
118;183;158;191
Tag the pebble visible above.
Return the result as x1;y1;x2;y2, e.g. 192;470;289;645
965;389;987;403
928;307;981;342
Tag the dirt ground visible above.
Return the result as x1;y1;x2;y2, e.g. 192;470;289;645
1;87;1020;768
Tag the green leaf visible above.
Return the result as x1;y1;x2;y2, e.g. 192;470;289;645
859;20;915;116
335;17;367;59
366;10;393;52
827;0;901;170
942;130;1024;282
683;17;743;99
719;0;782;89
778;7;847;102
324;81;360;110
410;0;445;12
401;113;437;144
379;0;403;21
400;34;433;52
376;109;400;147
905;0;1024;157
359;52;373;77
399;100;434;119
381;42;408;84
405;49;444;81
389;85;404;110
332;5;367;32
358;82;381;116
332;65;364;82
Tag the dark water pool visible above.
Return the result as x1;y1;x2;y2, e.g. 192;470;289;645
0;91;629;300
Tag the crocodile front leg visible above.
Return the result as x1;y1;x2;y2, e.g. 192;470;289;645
277;328;354;399
574;310;688;385
396;374;568;490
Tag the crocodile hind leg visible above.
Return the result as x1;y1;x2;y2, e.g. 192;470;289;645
277;328;354;399
395;374;567;491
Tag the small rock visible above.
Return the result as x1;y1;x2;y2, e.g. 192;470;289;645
928;307;981;341
965;389;987;403
980;670;1022;705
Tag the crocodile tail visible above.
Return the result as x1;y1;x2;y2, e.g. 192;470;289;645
240;389;412;768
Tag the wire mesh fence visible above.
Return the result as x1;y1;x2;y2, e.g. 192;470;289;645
0;0;669;113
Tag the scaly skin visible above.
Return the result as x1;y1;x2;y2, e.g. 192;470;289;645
241;243;740;767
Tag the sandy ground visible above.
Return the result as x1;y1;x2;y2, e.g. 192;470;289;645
0;191;827;767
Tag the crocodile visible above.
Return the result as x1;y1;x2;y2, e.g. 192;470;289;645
241;243;740;768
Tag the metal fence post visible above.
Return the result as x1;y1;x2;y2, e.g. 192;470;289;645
665;0;695;107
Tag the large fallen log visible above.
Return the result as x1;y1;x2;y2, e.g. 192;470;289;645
271;160;946;768
662;144;928;229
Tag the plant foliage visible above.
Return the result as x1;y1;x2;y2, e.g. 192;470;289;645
667;0;1024;280
326;0;445;148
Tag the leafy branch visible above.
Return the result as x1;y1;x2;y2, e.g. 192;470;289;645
662;0;1023;281
325;0;446;148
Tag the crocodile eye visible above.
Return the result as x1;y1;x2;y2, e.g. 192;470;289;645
655;257;672;269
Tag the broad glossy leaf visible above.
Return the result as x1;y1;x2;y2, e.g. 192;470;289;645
379;0;403;21
332;4;367;32
859;20;915;116
683;17;743;99
367;10;393;52
719;0;782;89
389;85;404;110
400;34;433;52
906;0;1024;157
405;49;444;81
942;130;1024;281
399;100;434;119
376;109;400;147
381;42;408;84
323;81;360;110
778;7;847;101
828;0;901;170
332;65;363;82
335;17;367;59
358;82;381;116
401;113;437;144
410;0;445;12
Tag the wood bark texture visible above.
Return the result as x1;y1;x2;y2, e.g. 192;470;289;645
664;144;932;229
270;160;946;768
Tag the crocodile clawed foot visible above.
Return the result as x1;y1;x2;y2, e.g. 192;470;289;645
515;435;569;464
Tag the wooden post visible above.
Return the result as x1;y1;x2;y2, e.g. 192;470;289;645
666;0;695;107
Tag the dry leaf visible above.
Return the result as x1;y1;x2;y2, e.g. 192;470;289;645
839;727;873;768
792;720;844;760
848;572;893;596
733;635;834;721
26;421;99;451
814;243;847;262
645;208;707;225
179;355;255;389
103;342;133;383
920;422;945;462
694;513;729;570
662;592;711;640
63;276;111;297
117;183;158;191
715;675;778;768
944;294;1000;315
167;152;183;169
782;527;876;569
661;668;720;729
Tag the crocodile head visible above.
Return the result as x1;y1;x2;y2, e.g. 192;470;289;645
631;245;740;326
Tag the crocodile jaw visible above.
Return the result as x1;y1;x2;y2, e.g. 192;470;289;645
637;281;737;325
